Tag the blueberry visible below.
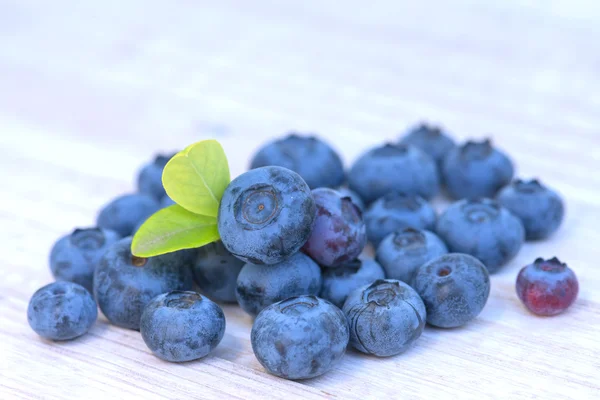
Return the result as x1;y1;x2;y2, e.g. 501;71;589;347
442;139;514;200
160;196;176;208
364;192;437;247
516;257;578;316
97;194;161;237
250;133;345;189
251;296;349;380
140;291;225;362
27;281;97;341
436;198;524;273
320;258;386;308
497;179;565;240
302;188;366;267
412;253;490;328
94;237;193;330
337;187;365;211
236;252;322;316
218;166;316;265
376;228;448;283
342;279;426;356
193;241;244;303
348;143;439;204
49;228;120;292
137;153;175;201
399;123;456;167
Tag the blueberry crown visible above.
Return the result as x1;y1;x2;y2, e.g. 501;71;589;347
373;143;410;157
513;179;545;193
460;139;493;159
382;192;424;211
414;123;442;136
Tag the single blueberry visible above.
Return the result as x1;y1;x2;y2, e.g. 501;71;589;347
337;187;365;211
436;198;524;273
97;193;161;237
342;279;426;356
497;179;565;240
136;153;175;201
302;188;366;267
250;133;345;189
399;123;456;167
412;253;490;328
376;228;448;283
364;192;437;247
251;296;349;380
442;139;514;200
193;241;244;303
348;143;439;204
320;258;386;308
49;227;120;292
27;281;97;341
140;291;226;362
236;252;322;316
218;166;316;265
94;237;194;330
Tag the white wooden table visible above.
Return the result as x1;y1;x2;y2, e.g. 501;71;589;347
1;1;599;398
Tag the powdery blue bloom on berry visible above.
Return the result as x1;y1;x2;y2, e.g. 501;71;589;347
251;296;349;380
97;193;161;237
193;241;244;303
399;123;456;167
342;279;426;357
218;166;316;265
250;133;345;189
137;153;175;201
320;258;386;308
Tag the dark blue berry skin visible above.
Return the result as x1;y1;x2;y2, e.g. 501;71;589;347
93;237;194;330
49;228;120;292
348;143;439;204
236;252;322;316
376;228;448;283
140;291;225;362
136;153;175;201
337;187;365;211
302;188;366;267
436;198;525;273
399;123;456;167
320;258;386;308
497;179;565;240
342;279;426;357
97;193;161;237
251;296;349;380
412;253;490;328
218;166;316;265
442;139;514;200
364;192;437;247
27;282;97;341
250;133;345;189
193;241;244;303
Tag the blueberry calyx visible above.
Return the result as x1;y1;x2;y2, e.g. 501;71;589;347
235;184;282;230
382;192;424;211
154;154;174;168
279;295;319;314
70;228;106;249
461;199;500;223
340;196;363;221
461;139;493;159
165;291;201;309
364;280;400;306
534;257;567;272
392;227;426;249
131;255;148;267
416;123;442;136
513;179;544;193
373;143;409;157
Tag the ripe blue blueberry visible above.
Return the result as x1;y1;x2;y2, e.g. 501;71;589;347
412;253;490;328
94;237;193;330
342;279;426;357
348;143;439;204
193;241;244;303
337;187;365;211
140;291;225;362
376;228;448;283
436;198;524;273
497;179;565;240
399;123;456;167
320;258;386;308
251;296;349;380
136;153;175;201
250;133;345;189
302;188;366;267
97;193;161;237
364;192;437;247
442;139;514;200
218;166;316;265
236;252;322;316
49;228;120;292
27;281;97;341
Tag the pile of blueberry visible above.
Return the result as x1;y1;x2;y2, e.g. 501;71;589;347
27;123;579;381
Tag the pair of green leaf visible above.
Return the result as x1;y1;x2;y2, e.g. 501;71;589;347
131;140;230;257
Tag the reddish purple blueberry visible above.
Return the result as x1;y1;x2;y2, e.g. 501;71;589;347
516;257;578;316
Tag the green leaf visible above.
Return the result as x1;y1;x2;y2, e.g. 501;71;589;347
131;204;219;257
162;139;230;218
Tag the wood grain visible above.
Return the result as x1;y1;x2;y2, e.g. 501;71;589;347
1;1;599;399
